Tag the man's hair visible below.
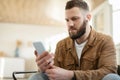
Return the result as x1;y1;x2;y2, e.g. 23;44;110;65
65;0;89;11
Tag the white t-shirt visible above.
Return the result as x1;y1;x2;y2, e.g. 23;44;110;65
75;40;87;65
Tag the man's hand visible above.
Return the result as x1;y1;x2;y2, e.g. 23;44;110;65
45;66;74;80
34;51;54;72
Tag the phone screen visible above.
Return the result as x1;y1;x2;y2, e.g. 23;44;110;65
33;42;45;54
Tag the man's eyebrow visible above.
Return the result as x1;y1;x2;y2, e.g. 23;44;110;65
72;16;80;18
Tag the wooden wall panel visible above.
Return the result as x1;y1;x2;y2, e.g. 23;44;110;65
0;0;105;26
0;0;66;26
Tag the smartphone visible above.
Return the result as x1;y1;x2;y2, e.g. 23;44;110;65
33;41;45;54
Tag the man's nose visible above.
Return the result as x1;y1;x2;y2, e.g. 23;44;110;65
67;20;74;26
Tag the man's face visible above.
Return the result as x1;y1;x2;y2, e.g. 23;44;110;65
65;7;88;40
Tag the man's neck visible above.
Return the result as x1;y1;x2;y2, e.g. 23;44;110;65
76;25;91;44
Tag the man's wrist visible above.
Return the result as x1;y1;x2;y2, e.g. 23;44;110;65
67;70;75;80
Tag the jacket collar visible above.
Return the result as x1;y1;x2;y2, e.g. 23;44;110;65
86;27;97;47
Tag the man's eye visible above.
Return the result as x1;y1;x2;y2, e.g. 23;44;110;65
65;19;69;22
71;17;79;21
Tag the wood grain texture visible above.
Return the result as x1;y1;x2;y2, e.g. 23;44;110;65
0;0;105;26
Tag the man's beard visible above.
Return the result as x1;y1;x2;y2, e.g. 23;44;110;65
69;20;87;40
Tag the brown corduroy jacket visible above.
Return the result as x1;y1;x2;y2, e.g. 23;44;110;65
54;28;117;80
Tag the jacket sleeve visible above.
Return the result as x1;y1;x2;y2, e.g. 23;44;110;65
74;36;117;80
54;41;64;67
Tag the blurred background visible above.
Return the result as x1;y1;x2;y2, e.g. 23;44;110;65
0;0;120;79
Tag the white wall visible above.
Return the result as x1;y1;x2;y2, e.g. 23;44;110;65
0;23;67;71
92;1;113;36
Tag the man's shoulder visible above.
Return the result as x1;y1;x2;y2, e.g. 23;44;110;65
95;31;112;41
96;32;113;41
89;27;113;42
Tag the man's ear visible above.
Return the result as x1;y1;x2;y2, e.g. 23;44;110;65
86;12;91;21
